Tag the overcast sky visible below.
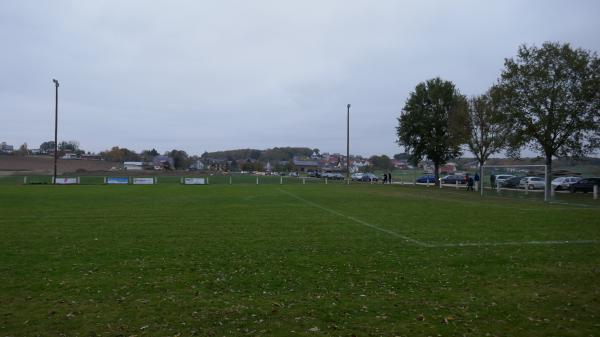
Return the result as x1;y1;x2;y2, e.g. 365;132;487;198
1;0;599;157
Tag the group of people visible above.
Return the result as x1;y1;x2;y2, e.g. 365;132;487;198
464;172;480;191
379;171;483;189
382;172;392;184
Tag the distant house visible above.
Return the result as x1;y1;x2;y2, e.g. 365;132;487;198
61;153;78;159
0;142;14;153
391;159;410;169
189;160;204;171
440;162;457;174
465;161;479;170
124;161;143;170
153;155;174;170
292;158;320;172
81;154;103;160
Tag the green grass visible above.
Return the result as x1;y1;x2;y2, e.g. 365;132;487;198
1;184;599;336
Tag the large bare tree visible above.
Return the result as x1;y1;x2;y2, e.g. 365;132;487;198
466;90;509;186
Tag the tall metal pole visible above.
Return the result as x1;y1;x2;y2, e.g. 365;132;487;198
53;79;59;184
346;104;350;182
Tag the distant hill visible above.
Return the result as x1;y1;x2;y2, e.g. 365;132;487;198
0;155;115;175
202;147;314;162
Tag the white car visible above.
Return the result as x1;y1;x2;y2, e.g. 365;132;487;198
551;176;581;190
519;176;545;190
495;174;515;186
351;173;364;181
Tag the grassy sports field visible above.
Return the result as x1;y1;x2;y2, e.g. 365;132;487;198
1;183;599;336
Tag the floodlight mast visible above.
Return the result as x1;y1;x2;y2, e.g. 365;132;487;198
52;79;59;184
346;104;351;182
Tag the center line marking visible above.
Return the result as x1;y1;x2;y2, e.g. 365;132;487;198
278;188;431;247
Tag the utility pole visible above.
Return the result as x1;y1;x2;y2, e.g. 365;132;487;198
53;79;59;184
346;104;350;182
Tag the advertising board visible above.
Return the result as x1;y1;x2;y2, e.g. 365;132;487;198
54;177;79;184
106;177;129;184
183;177;206;185
132;177;155;185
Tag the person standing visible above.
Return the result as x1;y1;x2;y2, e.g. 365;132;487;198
383;173;388;184
466;173;473;191
490;174;496;188
474;172;480;191
388;172;392;184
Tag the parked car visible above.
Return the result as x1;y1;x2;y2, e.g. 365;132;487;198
441;174;465;184
416;174;436;184
330;173;345;180
307;170;323;178
551;176;581;190
495;174;515;186
351;173;364;181
360;173;378;182
502;176;525;188
518;176;545;190
569;178;600;193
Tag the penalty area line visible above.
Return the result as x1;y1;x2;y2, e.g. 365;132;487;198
278;188;432;247
277;189;599;249
432;239;599;248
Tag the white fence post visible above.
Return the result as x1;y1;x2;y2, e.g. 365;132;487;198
455;181;458;190
551;185;555;198
207;177;209;185
256;177;259;185
439;178;442;189
325;178;328;185
594;185;598;200
302;178;306;185
23;176;27;184
280;176;283;184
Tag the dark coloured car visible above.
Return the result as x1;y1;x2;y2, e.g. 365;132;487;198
416;174;436;184
360;173;378;182
441;175;466;185
569;178;600;193
501;176;525;188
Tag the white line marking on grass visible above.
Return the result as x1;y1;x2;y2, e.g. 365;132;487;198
279;188;599;249
433;240;599;247
278;188;431;247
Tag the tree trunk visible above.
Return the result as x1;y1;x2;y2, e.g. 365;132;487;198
434;162;440;187
545;154;552;201
479;159;485;196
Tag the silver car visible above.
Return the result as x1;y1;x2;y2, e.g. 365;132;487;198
551;176;581;190
518;176;545;190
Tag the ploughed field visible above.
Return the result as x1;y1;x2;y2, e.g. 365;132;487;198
1;183;599;336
